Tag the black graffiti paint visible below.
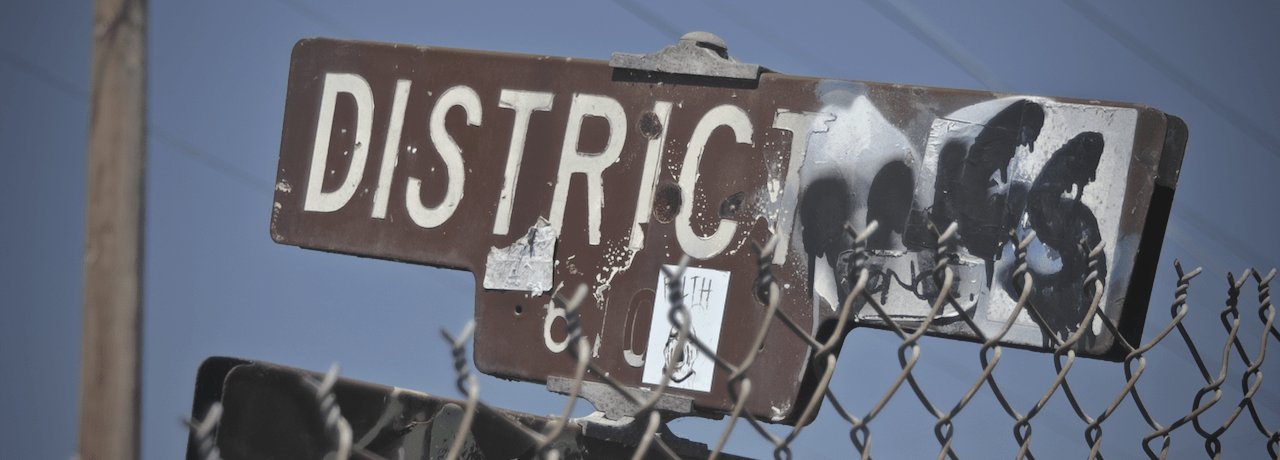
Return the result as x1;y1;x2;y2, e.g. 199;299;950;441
799;176;853;299
865;161;914;251
796;97;1110;341
1007;131;1108;339
930;100;1045;267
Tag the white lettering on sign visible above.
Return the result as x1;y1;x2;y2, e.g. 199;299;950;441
544;298;569;354
298;74;834;263
493;90;555;235
629;101;673;251
407;85;481;228
371;79;413;219
770;110;835;265
676;104;753;259
549;93;627;245
641;265;731;393
304;73;374;213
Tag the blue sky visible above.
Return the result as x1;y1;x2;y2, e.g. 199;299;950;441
2;1;1278;459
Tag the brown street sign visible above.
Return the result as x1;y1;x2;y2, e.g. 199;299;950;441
271;37;1186;423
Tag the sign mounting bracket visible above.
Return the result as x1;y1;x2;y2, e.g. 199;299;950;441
609;31;771;80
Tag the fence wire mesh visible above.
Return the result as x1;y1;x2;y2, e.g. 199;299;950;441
436;219;1279;459
190;221;1278;460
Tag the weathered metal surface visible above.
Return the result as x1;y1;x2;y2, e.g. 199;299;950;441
271;37;1185;423
610;31;767;80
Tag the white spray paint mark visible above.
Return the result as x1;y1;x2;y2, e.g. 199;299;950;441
813;253;839;312
802;88;918;238
771;403;792;422
592;241;639;310
769;110;835;265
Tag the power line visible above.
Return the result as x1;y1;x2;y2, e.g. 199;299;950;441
273;0;360;38
152;131;274;197
612;0;1268;276
1061;0;1280;162
1171;200;1277;273
862;0;1012;92
696;0;846;78
0;46;273;198
829;1;1272;274
0;46;88;99
609;0;684;43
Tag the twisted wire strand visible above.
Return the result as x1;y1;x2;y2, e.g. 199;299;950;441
783;224;874;439
921;220;1005;460
1105;262;1223;460
829;222;959;459
1188;269;1254;459
184;402;224;460
537;286;592;460
1051;241;1112;458
623;258;696;460
1140;261;1205;458
1066;242;1137;460
897;221;963;460
709;236;784;460
769;225;876;459
660;253;789;453
1261;269;1280;343
1247;269;1279;457
426;224;1276;460
440;320;551;460
1004;231;1111;459
981;230;1038;425
795;222;906;460
1211;268;1276;457
1198;268;1265;459
936;229;1042;459
301;364;353;460
440;321;483;460
1019;264;1104;459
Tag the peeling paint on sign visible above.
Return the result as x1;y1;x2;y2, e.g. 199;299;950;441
483;217;556;293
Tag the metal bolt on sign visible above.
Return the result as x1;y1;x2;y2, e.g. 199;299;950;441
609;32;769;80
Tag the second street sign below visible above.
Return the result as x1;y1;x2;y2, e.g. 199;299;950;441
272;37;1185;423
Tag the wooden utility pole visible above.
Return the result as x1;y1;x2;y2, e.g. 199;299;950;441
79;0;146;459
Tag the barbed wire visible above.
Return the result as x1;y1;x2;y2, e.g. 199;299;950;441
188;221;1279;459
183;402;223;460
300;364;353;460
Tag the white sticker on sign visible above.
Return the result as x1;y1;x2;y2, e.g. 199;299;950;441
641;265;730;393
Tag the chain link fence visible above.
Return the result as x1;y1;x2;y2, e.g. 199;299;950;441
188;222;1277;459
